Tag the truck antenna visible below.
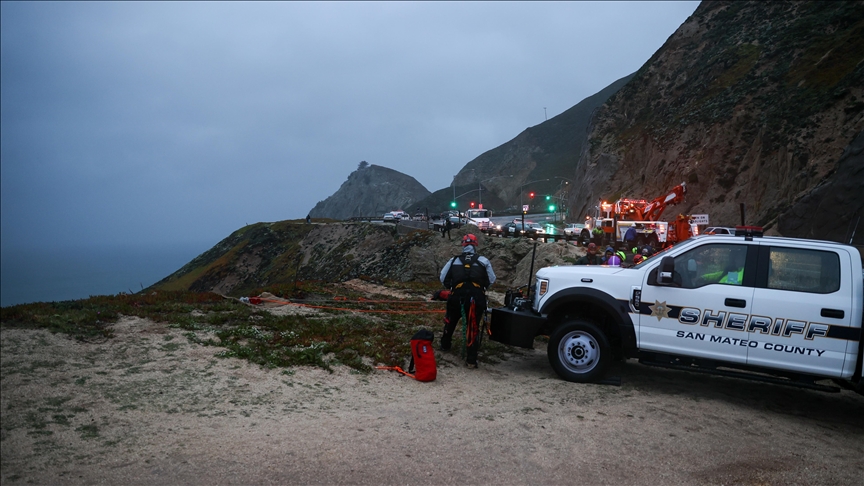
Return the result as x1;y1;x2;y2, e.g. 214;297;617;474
526;242;538;300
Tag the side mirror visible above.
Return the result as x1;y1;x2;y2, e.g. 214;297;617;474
656;256;675;285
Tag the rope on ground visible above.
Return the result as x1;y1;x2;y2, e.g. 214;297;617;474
239;295;446;314
375;366;415;378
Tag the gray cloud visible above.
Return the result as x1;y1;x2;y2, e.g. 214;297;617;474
1;1;698;250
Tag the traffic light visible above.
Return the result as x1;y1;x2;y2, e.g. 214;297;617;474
450;201;457;208
545;195;551;201
529;192;535;199
470;201;475;208
548;204;556;212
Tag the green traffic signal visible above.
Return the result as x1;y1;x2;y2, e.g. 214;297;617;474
548;204;556;212
545;195;551;201
450;201;457;208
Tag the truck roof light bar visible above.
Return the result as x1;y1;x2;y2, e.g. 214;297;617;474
735;225;763;238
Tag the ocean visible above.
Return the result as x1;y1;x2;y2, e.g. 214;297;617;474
1;243;210;307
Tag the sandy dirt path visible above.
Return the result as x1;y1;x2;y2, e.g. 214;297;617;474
2;317;863;485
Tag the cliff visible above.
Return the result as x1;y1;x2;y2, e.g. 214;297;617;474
149;222;582;297
308;164;431;219
570;1;863;241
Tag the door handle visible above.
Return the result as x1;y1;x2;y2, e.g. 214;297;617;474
821;308;845;319
725;298;746;308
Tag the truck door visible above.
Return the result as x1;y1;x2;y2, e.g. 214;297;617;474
747;245;853;378
639;243;756;364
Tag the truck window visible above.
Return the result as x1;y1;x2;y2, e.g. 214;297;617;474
673;243;749;289
767;247;840;294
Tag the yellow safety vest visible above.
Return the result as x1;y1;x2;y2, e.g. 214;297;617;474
718;269;744;285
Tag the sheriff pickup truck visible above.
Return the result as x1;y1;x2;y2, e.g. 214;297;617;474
490;227;863;392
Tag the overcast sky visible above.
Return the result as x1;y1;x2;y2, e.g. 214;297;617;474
1;1;699;251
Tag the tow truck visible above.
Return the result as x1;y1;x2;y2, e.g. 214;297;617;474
580;182;697;248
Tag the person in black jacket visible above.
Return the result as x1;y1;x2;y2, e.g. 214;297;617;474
574;243;601;265
439;234;496;368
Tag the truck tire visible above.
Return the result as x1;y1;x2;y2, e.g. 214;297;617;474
548;319;610;383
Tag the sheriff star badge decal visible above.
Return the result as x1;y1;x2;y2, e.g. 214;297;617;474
649;300;671;321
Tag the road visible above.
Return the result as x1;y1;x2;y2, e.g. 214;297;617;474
371;212;577;238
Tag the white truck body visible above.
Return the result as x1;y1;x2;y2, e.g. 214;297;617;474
491;232;864;390
465;209;493;231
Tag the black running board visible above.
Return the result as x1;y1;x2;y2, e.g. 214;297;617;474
638;359;842;393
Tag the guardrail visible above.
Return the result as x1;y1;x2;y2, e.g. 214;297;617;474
347;217;586;244
481;230;582;243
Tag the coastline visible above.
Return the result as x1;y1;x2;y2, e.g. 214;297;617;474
0;243;208;307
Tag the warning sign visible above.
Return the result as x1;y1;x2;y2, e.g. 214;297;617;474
691;214;709;225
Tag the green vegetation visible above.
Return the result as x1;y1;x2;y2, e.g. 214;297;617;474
1;283;519;372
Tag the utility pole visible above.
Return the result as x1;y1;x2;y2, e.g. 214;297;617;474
452;175;456;202
544;107;547;121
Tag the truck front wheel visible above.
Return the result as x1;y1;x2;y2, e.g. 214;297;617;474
548;320;610;383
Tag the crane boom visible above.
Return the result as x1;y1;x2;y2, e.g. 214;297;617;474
642;182;686;221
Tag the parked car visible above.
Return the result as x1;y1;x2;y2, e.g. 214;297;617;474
501;222;545;237
524;222;545;235
382;212;396;222
703;226;736;235
563;223;586;236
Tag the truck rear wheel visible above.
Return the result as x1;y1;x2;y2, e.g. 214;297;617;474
548;319;610;383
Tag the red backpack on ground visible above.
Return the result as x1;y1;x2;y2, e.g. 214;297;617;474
376;329;437;382
408;329;437;382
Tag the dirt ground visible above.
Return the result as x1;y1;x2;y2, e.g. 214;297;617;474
2;312;863;485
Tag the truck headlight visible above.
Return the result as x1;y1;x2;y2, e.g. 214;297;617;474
537;278;548;297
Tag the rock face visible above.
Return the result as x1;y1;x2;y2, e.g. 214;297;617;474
778;130;864;243
149;221;585;297
453;74;634;204
308;164;431;220
569;1;863;242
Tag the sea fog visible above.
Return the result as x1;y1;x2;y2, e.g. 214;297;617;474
1;242;210;307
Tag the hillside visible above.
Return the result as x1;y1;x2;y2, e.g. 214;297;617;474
411;74;634;213
155;1;864;297
570;1;863;242
149;221;583;296
308;164;430;220
306;2;862;243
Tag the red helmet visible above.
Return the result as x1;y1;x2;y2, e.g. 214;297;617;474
462;234;478;247
633;254;644;264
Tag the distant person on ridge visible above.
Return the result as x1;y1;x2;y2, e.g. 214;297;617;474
306;214;311;224
439;234;496;368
